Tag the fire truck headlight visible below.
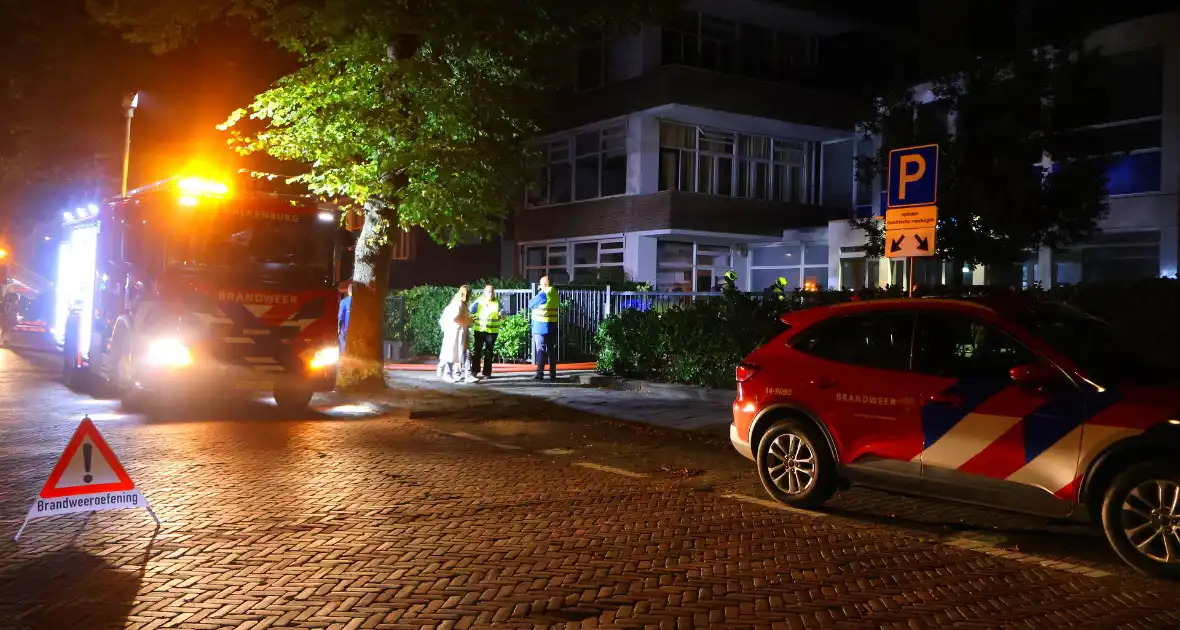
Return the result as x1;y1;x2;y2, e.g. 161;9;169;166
309;346;339;369
145;338;193;368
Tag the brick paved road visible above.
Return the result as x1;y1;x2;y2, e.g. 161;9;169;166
2;348;1180;629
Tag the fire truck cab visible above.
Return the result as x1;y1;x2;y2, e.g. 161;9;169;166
57;174;344;410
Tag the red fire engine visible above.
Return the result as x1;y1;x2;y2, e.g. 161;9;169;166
57;174;346;410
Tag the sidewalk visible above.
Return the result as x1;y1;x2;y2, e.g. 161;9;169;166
386;367;734;434
384;361;597;372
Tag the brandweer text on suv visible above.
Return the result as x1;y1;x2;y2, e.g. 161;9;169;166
730;297;1180;579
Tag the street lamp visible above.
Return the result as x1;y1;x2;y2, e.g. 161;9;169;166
121;92;140;197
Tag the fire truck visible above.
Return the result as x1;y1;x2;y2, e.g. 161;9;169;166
1;256;54;348
57;174;346;410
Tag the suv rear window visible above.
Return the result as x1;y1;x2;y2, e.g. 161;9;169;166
792;311;915;371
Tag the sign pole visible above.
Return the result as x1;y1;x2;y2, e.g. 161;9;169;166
907;256;914;298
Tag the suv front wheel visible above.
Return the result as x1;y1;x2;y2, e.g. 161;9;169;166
1101;461;1180;580
756;419;838;509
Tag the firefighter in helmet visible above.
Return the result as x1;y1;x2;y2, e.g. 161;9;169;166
720;270;738;295
765;276;788;302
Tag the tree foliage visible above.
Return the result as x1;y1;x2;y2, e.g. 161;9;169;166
852;44;1116;268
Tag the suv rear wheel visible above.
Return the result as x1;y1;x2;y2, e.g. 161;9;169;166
1101;461;1180;580
756;419;837;509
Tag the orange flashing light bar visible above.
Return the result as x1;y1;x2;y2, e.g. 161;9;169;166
176;176;229;197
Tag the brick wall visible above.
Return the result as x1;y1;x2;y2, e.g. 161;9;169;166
515;191;850;241
387;228;503;290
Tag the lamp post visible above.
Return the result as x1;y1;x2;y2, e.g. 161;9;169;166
121;92;139;197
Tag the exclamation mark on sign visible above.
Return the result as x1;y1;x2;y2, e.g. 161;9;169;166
82;442;93;484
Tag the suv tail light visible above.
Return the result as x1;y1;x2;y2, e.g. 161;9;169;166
736;362;759;383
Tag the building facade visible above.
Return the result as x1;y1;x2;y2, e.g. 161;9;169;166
827;10;1180;289
512;0;873;292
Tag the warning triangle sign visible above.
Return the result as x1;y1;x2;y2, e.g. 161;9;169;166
39;417;136;499
15;416;157;541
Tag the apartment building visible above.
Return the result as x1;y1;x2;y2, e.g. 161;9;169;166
829;9;1180;289
513;0;871;292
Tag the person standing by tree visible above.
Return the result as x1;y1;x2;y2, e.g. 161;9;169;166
337;282;352;353
529;276;559;381
437;285;474;383
468;284;502;380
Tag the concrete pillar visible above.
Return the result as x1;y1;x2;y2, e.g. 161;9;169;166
625;234;658;285
1161;225;1178;277
1036;248;1054;288
632;114;660;195
732;246;750;291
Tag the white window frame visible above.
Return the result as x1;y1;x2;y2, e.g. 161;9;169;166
661;10;818;75
655;240;734;292
527;121;629;208
521;237;626;282
658;120;809;204
748;241;829;291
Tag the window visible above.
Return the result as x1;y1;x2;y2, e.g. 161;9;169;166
793;312;915;372
661;10;816;81
527;140;571;206
1107;151;1162;196
522;239;623;284
656;240;731;291
390;229;413;261
750;241;828;291
657;121;808;202
912;312;1034;380
522;244;569;285
1054;230;1160;284
571;239;625;283
699;16;737;73
1065;47;1163;128
528;124;626;206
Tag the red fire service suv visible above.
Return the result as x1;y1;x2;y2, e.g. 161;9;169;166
57;174;345;410
731;297;1180;579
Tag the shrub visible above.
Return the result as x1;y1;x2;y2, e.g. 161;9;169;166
402;285;457;356
493;312;531;362
595;308;663;378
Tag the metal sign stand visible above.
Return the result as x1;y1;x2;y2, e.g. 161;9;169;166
907;257;914;298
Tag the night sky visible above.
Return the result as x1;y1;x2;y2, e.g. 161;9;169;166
0;1;292;250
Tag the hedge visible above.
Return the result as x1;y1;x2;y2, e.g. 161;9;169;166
596;279;1180;389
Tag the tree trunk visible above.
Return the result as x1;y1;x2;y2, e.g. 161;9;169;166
337;32;421;392
339;199;393;392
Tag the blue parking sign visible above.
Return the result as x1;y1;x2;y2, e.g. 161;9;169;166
887;144;939;208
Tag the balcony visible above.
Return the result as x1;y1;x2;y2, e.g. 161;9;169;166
543;65;868;132
514;191;850;242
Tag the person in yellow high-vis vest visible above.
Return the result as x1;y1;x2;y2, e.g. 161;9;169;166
467;284;502;380
528;276;560;381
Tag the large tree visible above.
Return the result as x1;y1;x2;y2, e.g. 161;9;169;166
851;43;1118;278
89;0;673;389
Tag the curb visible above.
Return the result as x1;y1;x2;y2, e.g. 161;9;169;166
575;374;734;405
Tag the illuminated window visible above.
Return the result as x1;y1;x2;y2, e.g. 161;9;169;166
750;242;828;291
657;121;808;203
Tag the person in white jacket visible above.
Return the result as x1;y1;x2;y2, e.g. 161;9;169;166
436;285;474;382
